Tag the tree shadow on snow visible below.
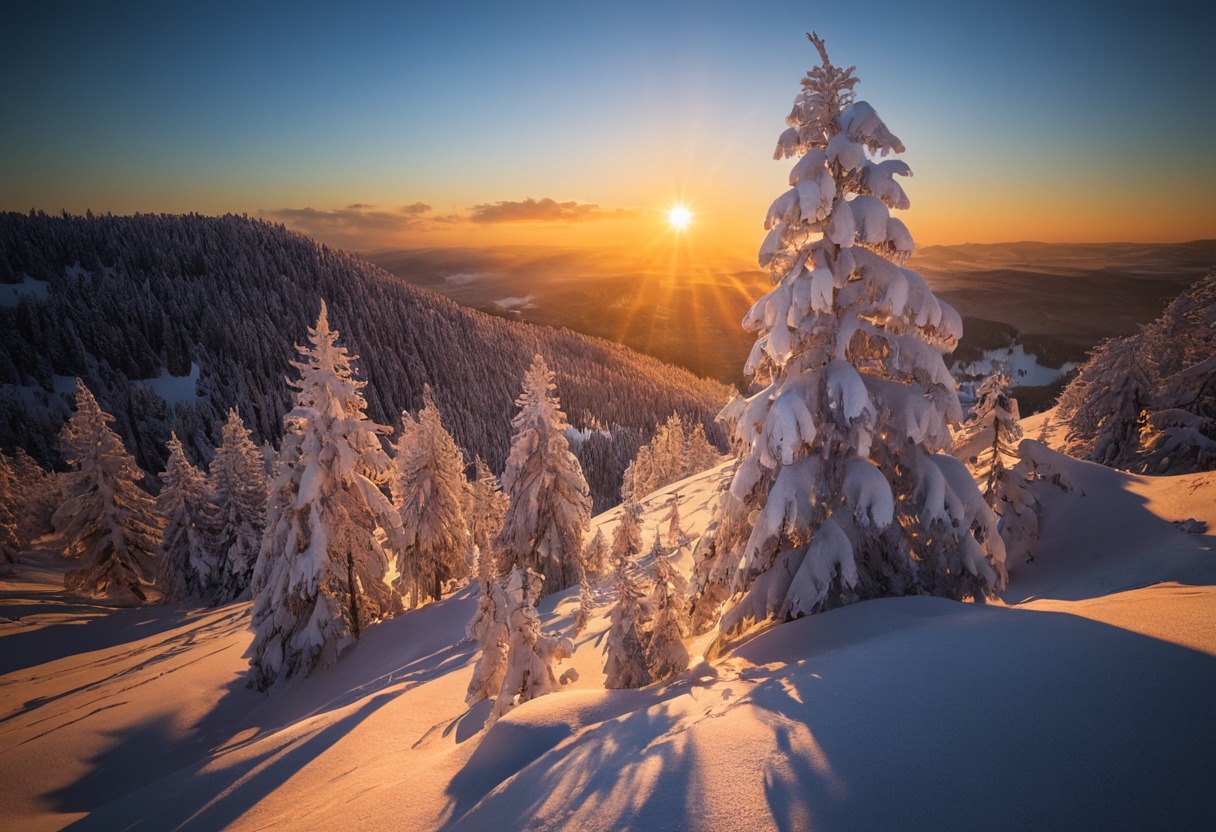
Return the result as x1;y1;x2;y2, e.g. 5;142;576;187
737;600;1216;831
61;592;481;830
445;598;1216;830
442;668;727;830
0;591;197;677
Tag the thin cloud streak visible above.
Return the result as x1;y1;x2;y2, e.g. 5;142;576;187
468;197;636;224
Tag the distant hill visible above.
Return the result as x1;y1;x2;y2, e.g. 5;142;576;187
367;239;1216;412
913;240;1216;345
0;212;732;510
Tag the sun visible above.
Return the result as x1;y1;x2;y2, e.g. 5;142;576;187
667;204;693;231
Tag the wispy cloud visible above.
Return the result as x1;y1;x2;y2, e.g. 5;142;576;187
262;196;635;249
468;197;635;224
265;203;436;235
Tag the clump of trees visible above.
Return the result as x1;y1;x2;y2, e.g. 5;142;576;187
621;413;721;501
1058;273;1216;474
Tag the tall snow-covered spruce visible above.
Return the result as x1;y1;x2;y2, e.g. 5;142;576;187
603;541;652;690
248;302;406;690
157;432;218;602
392;386;470;607
52;380;162;604
208;409;269;603
495;355;591;594
695;34;1006;633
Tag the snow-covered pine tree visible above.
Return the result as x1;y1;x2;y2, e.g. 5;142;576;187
52;379;162;604
572;570;594;637
646;530;690;682
7;449;59;548
462;454;513;700
953;371;1023;507
684;422;723;475
496;355;591;594
603;542;653;689
466;565;511;707
158;432;218;601
611;498;643;565
582;527;609;577
248;302;406;690
208;408;268;603
488;565;575;724
466;457;509;576
619;445;651;502
656;413;688;484
663;494;688;547
392;386;470;607
696;34;1006;633
0;454;19;573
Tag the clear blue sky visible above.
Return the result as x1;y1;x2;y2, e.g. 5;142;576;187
2;0;1212;250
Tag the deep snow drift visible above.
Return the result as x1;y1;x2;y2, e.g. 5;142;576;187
2;423;1215;830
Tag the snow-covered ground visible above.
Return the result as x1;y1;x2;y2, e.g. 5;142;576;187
132;362;201;407
3;428;1214;830
0;275;50;307
953;342;1075;388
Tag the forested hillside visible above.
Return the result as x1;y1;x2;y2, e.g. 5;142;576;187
0;212;731;509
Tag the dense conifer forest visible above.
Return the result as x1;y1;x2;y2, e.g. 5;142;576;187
0;212;731;509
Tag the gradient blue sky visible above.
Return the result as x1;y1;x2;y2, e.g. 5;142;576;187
2;0;1212;255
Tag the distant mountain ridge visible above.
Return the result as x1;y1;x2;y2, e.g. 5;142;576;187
366;240;1216;391
0;212;732;510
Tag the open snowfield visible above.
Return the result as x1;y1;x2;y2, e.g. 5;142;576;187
3;434;1215;830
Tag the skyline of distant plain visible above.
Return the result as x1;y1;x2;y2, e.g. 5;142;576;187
2;0;1213;263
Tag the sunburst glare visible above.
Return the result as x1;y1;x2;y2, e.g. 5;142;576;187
667;204;692;231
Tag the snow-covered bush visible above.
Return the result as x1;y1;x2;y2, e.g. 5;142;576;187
695;34;1006;633
496;355;591;594
53;380;162;604
158;432;218;602
1000;439;1075;566
248;302;406;690
392;386;470;607
208;409;268;603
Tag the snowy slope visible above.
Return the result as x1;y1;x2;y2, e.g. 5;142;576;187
3;451;1215;830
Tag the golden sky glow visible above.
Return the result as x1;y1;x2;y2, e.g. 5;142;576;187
1;4;1211;258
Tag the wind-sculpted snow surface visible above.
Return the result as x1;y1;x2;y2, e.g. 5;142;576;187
2;451;1216;829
